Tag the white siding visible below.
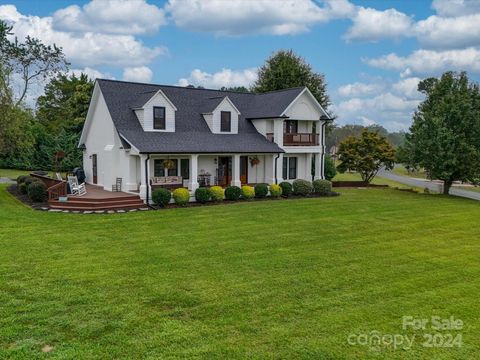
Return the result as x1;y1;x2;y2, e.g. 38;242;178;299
210;97;239;134
284;92;322;120
134;109;144;128
203;114;213;132
142;91;176;132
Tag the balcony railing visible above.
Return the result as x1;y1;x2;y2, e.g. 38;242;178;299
283;132;319;146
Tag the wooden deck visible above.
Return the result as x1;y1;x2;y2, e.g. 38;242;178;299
49;184;147;211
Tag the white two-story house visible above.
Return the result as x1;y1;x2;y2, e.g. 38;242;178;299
79;79;332;203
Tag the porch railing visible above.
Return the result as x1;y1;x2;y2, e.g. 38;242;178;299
47;181;67;201
283;133;319;146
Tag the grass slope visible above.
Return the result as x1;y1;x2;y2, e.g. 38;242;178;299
1;185;479;359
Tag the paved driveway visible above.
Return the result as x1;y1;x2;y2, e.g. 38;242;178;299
378;169;480;201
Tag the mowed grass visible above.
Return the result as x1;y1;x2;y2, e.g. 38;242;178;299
1;185;480;359
333;171;422;191
391;165;428;179
0;169;32;180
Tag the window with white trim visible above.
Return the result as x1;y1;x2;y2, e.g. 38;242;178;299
282;157;297;180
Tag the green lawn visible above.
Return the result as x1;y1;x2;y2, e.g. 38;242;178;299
0;168;32;180
1;184;479;359
333;171;421;191
391;165;428;179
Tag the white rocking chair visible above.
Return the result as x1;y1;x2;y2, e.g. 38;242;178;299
67;175;87;196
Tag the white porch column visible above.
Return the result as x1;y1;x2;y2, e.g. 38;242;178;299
189;154;199;191
314;152;324;180
231;154;242;187
273;119;284;147
139;154;148;200
305;153;313;181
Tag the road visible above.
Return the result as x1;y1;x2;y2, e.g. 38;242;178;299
378;169;480;201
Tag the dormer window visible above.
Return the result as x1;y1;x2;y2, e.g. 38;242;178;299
221;111;231;132
153;106;166;130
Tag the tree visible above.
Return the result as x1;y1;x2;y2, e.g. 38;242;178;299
252;49;330;110
36;73;94;134
220;86;250;93
324;154;337;180
403;71;480;194
337;129;395;183
0;20;68;105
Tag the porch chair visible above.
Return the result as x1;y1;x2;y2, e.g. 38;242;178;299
112;177;122;192
67;175;87;196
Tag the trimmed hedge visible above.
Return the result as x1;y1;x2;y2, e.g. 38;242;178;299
254;183;268;198
17;175;29;184
313;179;332;195
293;179;313;196
24;176;40;186
18;182;28;195
269;184;282;198
195;187;211;203
225;186;241;201
209;186;224;201
27;181;47;202
241;185;255;200
152;188;171;207
279;181;293;197
172;188;190;206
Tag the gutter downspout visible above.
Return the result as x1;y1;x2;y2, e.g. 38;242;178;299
274;153;281;184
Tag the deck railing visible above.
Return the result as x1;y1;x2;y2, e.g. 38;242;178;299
283;133;319;146
47;181;67;201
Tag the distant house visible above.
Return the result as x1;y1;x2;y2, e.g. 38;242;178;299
79;79;331;203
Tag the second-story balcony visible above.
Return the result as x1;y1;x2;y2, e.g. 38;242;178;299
284;132;319;146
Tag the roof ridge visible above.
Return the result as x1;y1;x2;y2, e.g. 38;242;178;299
96;78;257;95
97;78;305;95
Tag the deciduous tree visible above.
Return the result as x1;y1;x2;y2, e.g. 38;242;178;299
337;129;395;183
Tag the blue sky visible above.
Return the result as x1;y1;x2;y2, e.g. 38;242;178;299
2;0;480;131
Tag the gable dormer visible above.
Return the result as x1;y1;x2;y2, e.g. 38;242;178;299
202;96;240;134
134;89;177;132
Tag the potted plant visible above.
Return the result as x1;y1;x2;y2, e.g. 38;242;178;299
162;159;175;169
250;156;260;166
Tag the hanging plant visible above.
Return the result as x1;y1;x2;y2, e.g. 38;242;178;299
250;156;260;166
163;159;175;169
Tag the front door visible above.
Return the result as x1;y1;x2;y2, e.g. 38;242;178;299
92;154;97;184
240;156;248;184
218;156;232;186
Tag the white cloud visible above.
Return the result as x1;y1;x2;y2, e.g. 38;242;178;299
337;81;384;97
166;0;355;36
178;68;258;88
52;0;166;35
414;14;480;49
123;66;153;83
333;77;424;132
4;9;167;68
344;7;413;42
70;67;115;80
431;0;480;17
365;48;480;76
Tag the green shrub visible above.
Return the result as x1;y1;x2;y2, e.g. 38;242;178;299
18;182;28;195
254;183;268;198
209;186;224;201
16;175;29;184
27;181;47;202
269;184;282;198
152;188;171;207
225;186;241;201
172;188;190;206
324;155;337;181
24;176;39;186
195;187;211;203
279;181;293;197
313;179;332;195
293;179;313;196
241;185;255;200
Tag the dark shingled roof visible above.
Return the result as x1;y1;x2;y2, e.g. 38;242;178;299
97;79;306;153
